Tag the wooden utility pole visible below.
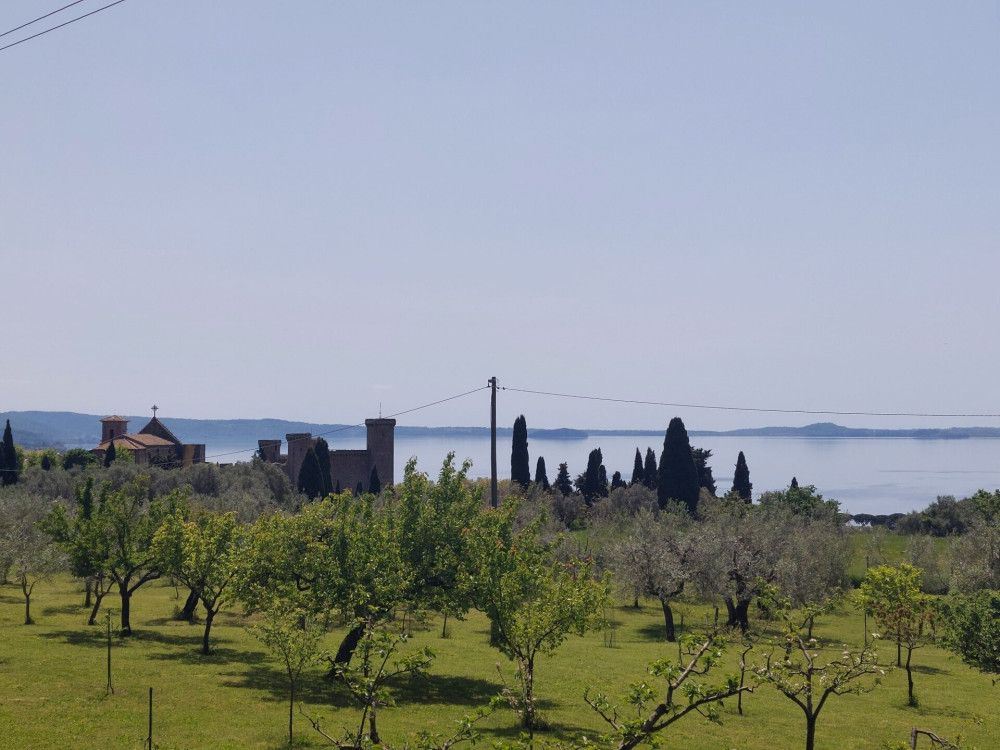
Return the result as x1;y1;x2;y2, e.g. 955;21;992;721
489;376;498;508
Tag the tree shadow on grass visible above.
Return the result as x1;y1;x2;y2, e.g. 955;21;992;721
42;603;88;617
220;661;345;707
636;622;672;642
391;672;501;707
37;629;107;648
911;663;950;675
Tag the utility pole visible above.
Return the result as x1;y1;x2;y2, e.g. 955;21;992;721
489;376;498;508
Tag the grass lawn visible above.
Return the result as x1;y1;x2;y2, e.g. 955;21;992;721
0;574;996;749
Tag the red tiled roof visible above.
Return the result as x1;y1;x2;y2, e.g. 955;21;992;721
101;415;129;422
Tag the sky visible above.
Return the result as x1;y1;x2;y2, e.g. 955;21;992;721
3;2;999;434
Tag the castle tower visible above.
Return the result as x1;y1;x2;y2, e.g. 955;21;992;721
365;418;396;487
101;416;129;443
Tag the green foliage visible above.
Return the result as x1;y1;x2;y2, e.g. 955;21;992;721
585;630;746;750
61;447;98;471
511;415;531;487
580;448;608;504
248;606;325;746
466;502;611;730
657;418;699;514
858;563;935;704
692;447;716;496
730;450;751;502
152;508;242;654
939;590;1000;676
758;483;841;519
753;598;888;750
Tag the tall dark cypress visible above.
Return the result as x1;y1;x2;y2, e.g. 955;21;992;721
103;441;117;468
611;471;626;490
369;465;382;495
658;417;701;513
731;451;752;503
0;419;14;486
510;415;531;487
582;448;606;503
631;448;644;486
534;456;550;491
643;447;658;490
297;447;324;500
790;476;799;489
315;437;332;496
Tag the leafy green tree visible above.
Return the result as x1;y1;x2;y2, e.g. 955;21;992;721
753;599;887;750
731;450;752;503
392;454;482;633
1;419;17;486
297;447;324;500
0;490;65;624
314;437;332;496
658;418;700;513
45;476;181;635
235;492;410;667
858;564;935;705
553;462;573;496
940;590;1000;678
510;415;530;487
692;447;716;496
631;448;644;486
248;607;325;747
152;509;242;654
643;448;657;490
585;629;749;750
369;465;382;495
62;448;98;471
466;503;610;732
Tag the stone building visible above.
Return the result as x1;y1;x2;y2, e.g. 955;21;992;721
93;412;206;468
259;418;395;493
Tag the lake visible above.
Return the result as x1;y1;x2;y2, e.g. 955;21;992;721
206;434;1000;516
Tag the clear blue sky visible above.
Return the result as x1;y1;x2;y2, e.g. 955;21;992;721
3;2;998;433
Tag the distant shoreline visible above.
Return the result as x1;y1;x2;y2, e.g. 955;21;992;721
4;411;1000;449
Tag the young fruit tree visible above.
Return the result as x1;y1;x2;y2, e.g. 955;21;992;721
466;503;611;732
584;628;750;750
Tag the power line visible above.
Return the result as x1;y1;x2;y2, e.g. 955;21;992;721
0;0;90;39
0;0;130;54
501;385;1000;420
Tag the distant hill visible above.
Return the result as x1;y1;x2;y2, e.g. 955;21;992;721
2;412;998;450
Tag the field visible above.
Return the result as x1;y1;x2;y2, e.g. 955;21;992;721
0;571;996;750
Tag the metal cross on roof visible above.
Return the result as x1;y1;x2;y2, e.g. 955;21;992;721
151;405;158;418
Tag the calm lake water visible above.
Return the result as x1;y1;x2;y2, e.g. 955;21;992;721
207;435;1000;517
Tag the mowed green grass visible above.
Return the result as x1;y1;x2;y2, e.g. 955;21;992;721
0;575;996;749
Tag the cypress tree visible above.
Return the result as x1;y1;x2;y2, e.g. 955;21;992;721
731;451;752;503
103;441;117;468
790;476;799;489
297;447;324;500
534;456;550;491
658;417;700;514
315;437;332;496
631;448;644;486
0;419;14;486
355;481;364;496
41;454;51;471
643;447;658;490
611;470;626;491
554;462;573;496
510;415;531;487
369;465;381;495
692;447;717;496
582;448;606;503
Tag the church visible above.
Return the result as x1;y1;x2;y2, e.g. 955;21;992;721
92;408;206;468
